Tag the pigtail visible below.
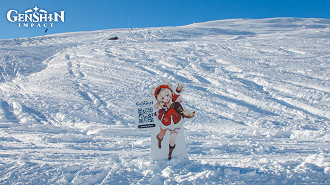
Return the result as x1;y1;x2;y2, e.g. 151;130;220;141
150;85;156;96
161;78;173;91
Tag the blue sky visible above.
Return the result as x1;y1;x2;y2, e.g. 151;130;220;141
1;0;329;39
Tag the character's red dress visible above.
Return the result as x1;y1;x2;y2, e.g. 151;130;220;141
157;93;182;126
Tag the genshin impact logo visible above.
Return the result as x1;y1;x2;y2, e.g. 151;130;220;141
7;6;65;28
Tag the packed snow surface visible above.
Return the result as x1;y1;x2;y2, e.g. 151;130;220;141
0;18;329;184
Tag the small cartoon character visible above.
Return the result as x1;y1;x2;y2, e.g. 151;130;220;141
151;81;195;159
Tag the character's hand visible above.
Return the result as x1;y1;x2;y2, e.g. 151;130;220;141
176;83;185;93
155;102;160;109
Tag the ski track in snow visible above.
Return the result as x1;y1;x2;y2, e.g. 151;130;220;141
0;18;329;184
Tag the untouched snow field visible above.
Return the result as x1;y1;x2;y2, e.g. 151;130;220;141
0;18;329;184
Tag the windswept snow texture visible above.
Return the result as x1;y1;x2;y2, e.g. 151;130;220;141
0;18;329;184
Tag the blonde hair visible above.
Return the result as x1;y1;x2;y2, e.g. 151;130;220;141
149;78;173;96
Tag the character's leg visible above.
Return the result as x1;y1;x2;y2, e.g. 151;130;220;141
169;130;178;147
168;144;176;160
168;129;179;159
156;128;167;149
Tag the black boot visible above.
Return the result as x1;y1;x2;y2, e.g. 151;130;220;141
168;144;176;160
156;134;163;149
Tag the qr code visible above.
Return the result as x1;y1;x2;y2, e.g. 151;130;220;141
138;107;154;124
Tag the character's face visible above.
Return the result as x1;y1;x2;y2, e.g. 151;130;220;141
157;88;172;104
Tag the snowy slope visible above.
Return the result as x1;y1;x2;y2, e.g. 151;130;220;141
0;17;329;184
